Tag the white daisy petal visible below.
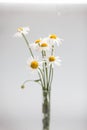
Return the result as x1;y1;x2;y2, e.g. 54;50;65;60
55;61;61;66
56;57;62;62
30;43;39;50
14;32;22;37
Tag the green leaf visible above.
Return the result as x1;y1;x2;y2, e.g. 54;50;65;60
34;79;41;82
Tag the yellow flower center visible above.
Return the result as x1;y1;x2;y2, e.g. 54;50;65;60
30;60;39;69
49;56;56;62
35;39;41;44
17;27;23;32
49;34;57;39
40;43;48;47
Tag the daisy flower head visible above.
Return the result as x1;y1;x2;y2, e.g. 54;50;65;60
14;27;30;37
38;39;50;52
30;38;42;51
31;38;50;51
27;57;41;71
34;38;42;44
48;55;61;67
45;34;63;47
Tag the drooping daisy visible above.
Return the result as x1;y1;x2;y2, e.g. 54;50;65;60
48;55;61;67
44;34;63;47
14;27;30;37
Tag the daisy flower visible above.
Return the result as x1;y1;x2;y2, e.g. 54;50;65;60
44;34;63;47
14;27;30;37
48;55;61;67
31;38;50;52
39;38;51;51
27;57;42;71
30;38;42;50
40;42;49;51
34;39;42;44
27;58;39;70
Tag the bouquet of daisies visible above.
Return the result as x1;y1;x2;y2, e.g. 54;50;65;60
15;27;62;130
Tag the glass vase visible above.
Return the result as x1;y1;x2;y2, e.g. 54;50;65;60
42;88;51;130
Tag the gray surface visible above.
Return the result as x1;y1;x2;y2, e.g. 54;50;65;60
0;4;87;130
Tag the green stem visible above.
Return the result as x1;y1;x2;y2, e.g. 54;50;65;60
22;79;41;87
51;45;54;55
45;62;49;90
22;33;34;58
48;64;54;90
50;66;53;87
41;50;48;90
38;70;44;89
43;61;47;90
22;79;40;84
38;67;45;88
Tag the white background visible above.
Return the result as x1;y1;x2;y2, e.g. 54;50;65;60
0;3;87;130
0;0;87;4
